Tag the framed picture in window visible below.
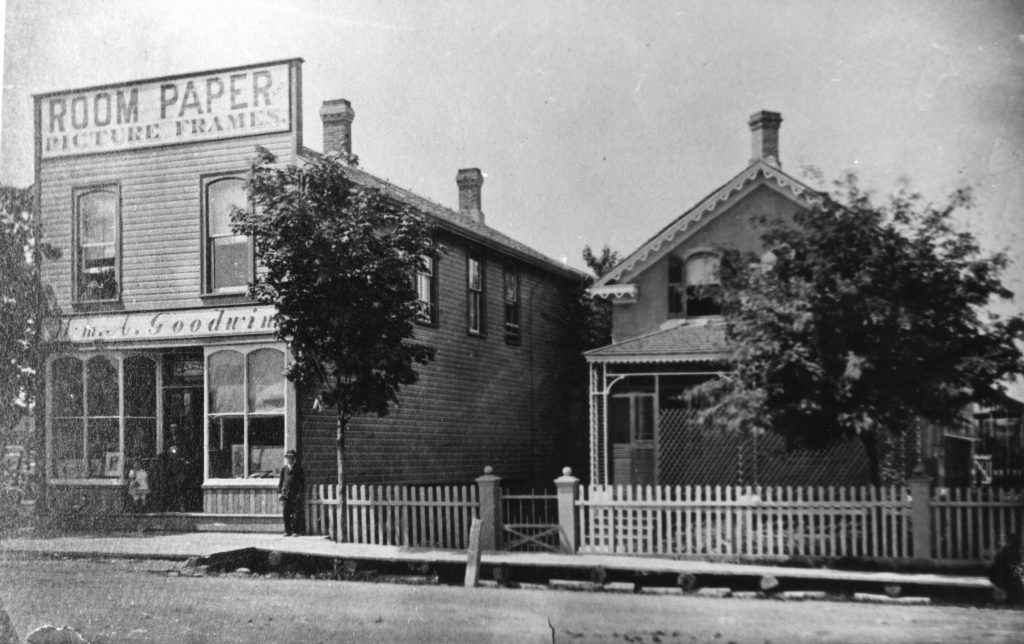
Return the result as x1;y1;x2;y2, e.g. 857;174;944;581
105;451;121;477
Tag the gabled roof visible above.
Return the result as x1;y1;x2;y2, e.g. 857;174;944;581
594;161;821;287
584;321;728;364
299;147;586;283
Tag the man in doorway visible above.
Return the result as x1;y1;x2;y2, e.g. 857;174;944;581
278;450;305;536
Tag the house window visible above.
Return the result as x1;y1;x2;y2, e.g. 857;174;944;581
74;187;119;302
504;264;520;343
49;353;158;479
206;347;286;479
467;249;485;335
204;176;252;294
416;254;437;324
685;253;721;317
668;256;685;316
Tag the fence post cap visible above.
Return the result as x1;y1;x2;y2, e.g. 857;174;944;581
562;467;572;477
483;465;493;475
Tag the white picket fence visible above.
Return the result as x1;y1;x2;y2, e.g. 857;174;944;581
305;483;479;549
578;483;1023;561
578;484;912;558
931;486;1024;561
304;478;1023;564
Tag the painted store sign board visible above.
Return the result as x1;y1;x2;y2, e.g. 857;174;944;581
47;306;279;344
39;61;292;159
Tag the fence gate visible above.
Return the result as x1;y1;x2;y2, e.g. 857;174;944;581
501;489;561;552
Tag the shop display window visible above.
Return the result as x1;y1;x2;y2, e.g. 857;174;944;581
206;347;286;479
49;353;158;480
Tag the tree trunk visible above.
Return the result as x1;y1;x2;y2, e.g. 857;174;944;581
336;411;347;542
860;430;881;487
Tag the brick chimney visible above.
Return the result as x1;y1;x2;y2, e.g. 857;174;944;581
749;110;782;167
456;168;484;225
319;99;355;156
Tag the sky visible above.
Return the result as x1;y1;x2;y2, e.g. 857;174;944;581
2;2;1023;302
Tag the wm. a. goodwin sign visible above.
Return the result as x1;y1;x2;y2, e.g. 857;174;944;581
46;306;279;344
37;60;294;159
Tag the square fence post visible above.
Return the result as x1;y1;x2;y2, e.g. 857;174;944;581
909;468;933;561
475;466;503;551
555;467;581;553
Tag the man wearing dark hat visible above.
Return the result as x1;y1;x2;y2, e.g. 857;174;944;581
278;449;305;536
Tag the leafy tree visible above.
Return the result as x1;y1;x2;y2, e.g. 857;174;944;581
1;186;58;448
580;244;620;348
236;148;436;540
687;173;1024;485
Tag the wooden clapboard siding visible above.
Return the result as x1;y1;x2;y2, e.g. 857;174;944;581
299;228;584;488
39;133;295;311
203;485;280;515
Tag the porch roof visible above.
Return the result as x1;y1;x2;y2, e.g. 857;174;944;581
584;321;728;364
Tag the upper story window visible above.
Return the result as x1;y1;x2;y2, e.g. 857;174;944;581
685;253;721;317
74;186;119;302
668;253;722;317
504;264;520;343
467;249;485;335
203;176;252;294
416;254;438;325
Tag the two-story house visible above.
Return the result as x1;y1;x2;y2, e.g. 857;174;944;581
35;59;586;527
586;111;871;487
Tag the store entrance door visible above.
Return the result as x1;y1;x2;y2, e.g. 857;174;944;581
162;387;203;511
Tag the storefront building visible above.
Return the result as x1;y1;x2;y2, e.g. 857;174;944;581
35;59;585;523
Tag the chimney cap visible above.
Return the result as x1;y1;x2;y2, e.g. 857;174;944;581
320;99;355;123
456;167;484;187
748;110;782;129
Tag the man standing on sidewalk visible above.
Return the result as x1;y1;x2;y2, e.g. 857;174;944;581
278;450;305;536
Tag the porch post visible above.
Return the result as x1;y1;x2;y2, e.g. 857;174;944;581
556;466;581;553
475;466;502;551
909;466;933;561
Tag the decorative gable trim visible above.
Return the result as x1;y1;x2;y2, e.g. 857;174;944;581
594;162;821;287
588;283;638;303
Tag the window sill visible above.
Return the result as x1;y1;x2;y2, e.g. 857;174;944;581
414;319;439;328
200;291;252;304
467;330;487;339
71;299;124;313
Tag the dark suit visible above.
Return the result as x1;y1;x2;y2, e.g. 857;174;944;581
278;460;306;535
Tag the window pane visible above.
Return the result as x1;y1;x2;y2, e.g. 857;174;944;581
668;257;684;284
208;351;244;413
125;356;157;417
53;417;84;467
249;416;285;478
635;396;655;442
469;292;480;332
247;348;285;413
125;418;157;461
80;192;115;244
208;179;247;236
206;416;244;478
87;417;120;478
685;254;720;286
468;256;481;291
86;356;119;417
52;357;83;417
211;235;250;290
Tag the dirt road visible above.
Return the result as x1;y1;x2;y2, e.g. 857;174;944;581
1;555;1021;643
